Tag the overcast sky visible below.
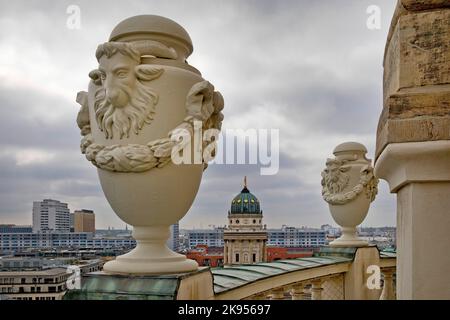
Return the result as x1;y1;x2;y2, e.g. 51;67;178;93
0;0;398;229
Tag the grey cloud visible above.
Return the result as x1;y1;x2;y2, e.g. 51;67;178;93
184;151;332;228
0;0;397;228
0;87;79;150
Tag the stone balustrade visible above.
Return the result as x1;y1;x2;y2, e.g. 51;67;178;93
65;246;395;300
380;267;396;300
237;269;394;301
212;246;396;300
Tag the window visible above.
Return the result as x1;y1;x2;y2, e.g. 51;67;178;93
236;220;240;224
253;253;256;262
235;253;240;263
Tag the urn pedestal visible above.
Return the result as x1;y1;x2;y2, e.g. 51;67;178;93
321;142;378;247
76;15;224;274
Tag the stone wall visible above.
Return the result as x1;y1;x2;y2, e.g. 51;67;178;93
376;0;450;159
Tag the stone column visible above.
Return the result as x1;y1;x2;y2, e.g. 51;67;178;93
269;288;285;300
263;241;266;262
223;242;228;265
344;247;382;300
228;242;233;265
239;241;243;263
258;241;262;262
290;283;304;300
249;293;266;300
311;279;323;300
302;285;311;300
380;268;396;300
262;241;267;262
375;1;450;300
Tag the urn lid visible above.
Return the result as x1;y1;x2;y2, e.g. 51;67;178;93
109;15;193;60
333;142;367;155
333;141;369;161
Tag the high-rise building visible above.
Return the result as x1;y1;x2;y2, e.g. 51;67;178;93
73;209;95;233
0;232;136;251
69;213;75;232
185;227;225;249
223;177;268;265
0;225;32;234
32;199;70;233
167;223;180;252
267;226;327;247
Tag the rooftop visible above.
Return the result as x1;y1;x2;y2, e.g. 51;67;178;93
212;255;352;294
0;267;69;276
212;247;396;295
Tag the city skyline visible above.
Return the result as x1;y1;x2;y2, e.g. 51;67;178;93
0;196;395;230
0;0;397;229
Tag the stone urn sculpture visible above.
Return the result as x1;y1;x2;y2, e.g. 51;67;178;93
76;15;224;274
321;142;378;247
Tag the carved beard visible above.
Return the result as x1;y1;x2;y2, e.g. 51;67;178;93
94;81;158;139
324;171;349;194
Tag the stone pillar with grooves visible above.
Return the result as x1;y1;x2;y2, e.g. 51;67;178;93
374;1;450;299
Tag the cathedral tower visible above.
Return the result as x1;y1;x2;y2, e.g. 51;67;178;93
223;177;267;265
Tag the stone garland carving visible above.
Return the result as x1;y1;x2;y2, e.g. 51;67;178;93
76;39;223;173
321;158;378;205
77;81;224;173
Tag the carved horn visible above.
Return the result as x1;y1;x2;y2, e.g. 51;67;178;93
131;40;178;60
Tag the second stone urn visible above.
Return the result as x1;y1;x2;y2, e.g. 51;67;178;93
321;142;378;247
76;15;224;274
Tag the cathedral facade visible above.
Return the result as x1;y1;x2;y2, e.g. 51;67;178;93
223;177;267;265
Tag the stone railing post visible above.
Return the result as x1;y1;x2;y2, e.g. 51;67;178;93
269;288;285;300
374;1;450;299
344;247;382;300
380;268;396;300
290;283;304;300
302;285;311;300
311;279;323;300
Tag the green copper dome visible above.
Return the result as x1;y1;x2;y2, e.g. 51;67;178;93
230;177;262;214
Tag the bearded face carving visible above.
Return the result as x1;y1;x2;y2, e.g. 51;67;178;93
77;39;224;173
90;41;166;139
321;159;350;194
